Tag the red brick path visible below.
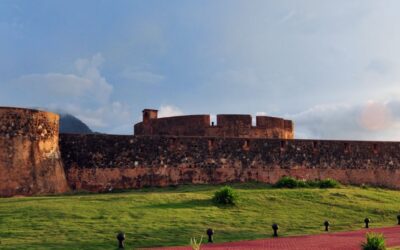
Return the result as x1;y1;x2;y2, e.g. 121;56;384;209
144;226;400;250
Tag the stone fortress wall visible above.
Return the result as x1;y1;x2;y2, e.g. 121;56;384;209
2;106;400;197
0;107;69;197
60;134;400;192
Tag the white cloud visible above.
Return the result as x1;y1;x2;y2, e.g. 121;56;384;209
53;101;132;131
290;100;400;141
15;73;92;96
120;68;165;84
359;101;392;131
158;105;184;118
14;53;113;104
11;54;133;134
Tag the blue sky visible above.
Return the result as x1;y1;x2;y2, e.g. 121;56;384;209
2;0;400;140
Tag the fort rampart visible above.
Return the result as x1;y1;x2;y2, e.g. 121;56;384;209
60;134;400;192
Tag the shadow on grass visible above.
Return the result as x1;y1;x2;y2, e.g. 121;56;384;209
141;198;212;209
141;198;240;210
4;182;343;202
55;183;273;197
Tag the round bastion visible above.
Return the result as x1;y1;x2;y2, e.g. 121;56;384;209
0;107;69;197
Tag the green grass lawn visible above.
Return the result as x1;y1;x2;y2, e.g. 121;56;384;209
1;183;400;249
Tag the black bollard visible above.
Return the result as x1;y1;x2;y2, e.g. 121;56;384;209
206;228;214;243
364;218;370;228
272;223;279;237
117;232;125;249
324;220;330;231
397;215;400;225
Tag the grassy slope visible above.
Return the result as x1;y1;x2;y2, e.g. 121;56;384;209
1;183;400;249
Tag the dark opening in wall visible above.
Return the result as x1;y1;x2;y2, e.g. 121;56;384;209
313;141;318;149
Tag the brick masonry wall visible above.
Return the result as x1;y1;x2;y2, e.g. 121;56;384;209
59;134;400;192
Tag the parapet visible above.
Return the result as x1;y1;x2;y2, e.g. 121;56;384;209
217;115;252;128
134;109;294;139
134;114;211;136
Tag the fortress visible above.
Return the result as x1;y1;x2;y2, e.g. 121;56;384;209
1;106;400;197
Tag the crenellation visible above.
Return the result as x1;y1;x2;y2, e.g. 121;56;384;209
134;109;294;139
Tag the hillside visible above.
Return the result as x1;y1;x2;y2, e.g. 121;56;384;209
59;113;92;134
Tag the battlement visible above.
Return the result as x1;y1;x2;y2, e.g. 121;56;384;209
134;109;294;139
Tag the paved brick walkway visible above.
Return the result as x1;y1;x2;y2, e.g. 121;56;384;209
143;226;400;250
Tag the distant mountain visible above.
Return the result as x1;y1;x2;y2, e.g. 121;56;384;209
59;113;93;134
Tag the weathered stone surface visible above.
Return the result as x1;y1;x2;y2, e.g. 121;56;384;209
0;107;69;197
59;134;400;192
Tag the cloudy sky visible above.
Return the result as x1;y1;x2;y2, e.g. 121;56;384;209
2;0;400;140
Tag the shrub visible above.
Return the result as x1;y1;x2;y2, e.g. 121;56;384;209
274;177;340;189
361;233;386;250
305;179;320;188
212;186;238;205
361;183;370;189
297;179;308;188
318;179;339;188
274;176;299;188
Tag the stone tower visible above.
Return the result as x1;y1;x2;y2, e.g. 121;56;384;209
0;107;69;197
